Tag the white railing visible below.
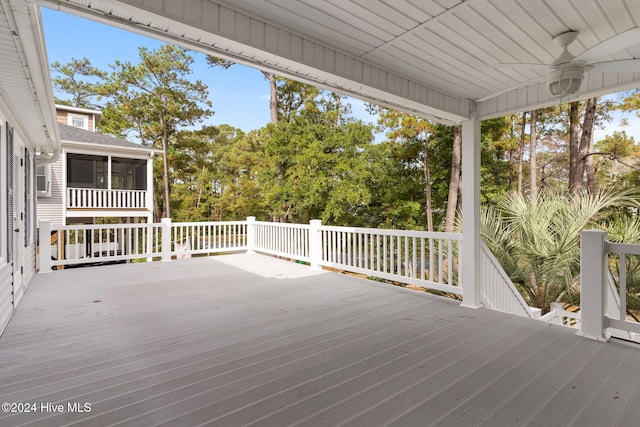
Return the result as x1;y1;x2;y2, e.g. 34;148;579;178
605;241;640;342
253;221;311;262
43;222;162;268
67;188;147;209
172;221;248;256
541;302;581;328
36;217;567;324
580;230;640;342
39;219;248;270
39;219;464;296
479;241;539;318
319;225;463;296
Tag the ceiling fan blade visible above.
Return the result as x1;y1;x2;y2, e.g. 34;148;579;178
576;27;640;63
489;63;550;71
476;76;547;102
588;59;640;72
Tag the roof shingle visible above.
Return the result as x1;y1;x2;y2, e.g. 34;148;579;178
59;124;152;151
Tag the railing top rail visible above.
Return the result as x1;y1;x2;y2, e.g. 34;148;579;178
607;241;640;256
55;223;160;231
53;221;251;232
254;221;310;230
67;187;147;192
173;221;247;227
319;224;462;240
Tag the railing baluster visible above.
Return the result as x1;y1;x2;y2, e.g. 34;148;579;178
438;239;444;284
620;253;627;322
429;238;434;282
390;236;394;274
420;237;425;280
448;239;453;285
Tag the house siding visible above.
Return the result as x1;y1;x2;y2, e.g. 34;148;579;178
56;109;65;126
1;121;39;336
56;108;96;132
23;243;36;291
0;262;12;336
36;154;64;227
0;1;60;338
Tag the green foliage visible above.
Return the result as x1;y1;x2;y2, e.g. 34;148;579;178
51;57;107;108
98;44;213;218
258;113;374;224
482;188;639;313
617;89;640;116
597;130;636;157
99;45;212;143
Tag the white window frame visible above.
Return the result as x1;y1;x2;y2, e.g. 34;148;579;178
68;113;89;130
36;163;51;197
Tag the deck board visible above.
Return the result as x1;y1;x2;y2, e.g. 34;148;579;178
1;254;639;426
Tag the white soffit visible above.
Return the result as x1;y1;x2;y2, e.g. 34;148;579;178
1;0;59;151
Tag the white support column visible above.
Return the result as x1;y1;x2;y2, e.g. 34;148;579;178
309;219;322;271
61;150;67;225
146;156;154;212
38;220;52;273
579;230;609;341
146;214;153;263
246;216;256;254
107;155;112;190
461;110;482;309
161;217;172;262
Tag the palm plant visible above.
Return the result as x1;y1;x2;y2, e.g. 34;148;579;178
481;188;637;313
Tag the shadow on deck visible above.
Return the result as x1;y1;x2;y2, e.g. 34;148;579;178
1;254;640;426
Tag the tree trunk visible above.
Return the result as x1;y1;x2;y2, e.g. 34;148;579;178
161;120;171;219
586;131;596;193
153;176;161;222
423;143;433;232
578;97;598;193
529;109;538;199
517;112;526;195
334;94;341;127
568;102;581;193
445;125;462;232
261;71;278;125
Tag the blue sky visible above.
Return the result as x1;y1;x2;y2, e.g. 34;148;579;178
41;7;638;143
40;7;377;135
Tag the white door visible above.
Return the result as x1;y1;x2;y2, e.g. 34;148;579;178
1;124;16;334
12;150;24;306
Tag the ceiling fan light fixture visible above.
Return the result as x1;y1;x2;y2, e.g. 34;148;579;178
547;66;583;97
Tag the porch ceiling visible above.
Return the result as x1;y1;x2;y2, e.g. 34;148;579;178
34;0;640;125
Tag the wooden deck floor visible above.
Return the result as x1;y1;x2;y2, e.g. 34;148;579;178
1;254;640;426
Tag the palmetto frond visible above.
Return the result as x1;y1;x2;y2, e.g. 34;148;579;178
481;187;638;313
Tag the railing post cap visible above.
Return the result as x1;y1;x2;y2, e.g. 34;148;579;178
309;219;322;226
581;229;608;236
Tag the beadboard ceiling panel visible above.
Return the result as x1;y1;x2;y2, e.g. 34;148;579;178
31;0;640;123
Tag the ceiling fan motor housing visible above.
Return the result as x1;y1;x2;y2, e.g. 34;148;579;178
547;64;583;97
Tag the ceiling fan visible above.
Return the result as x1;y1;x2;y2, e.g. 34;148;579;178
492;27;640;97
